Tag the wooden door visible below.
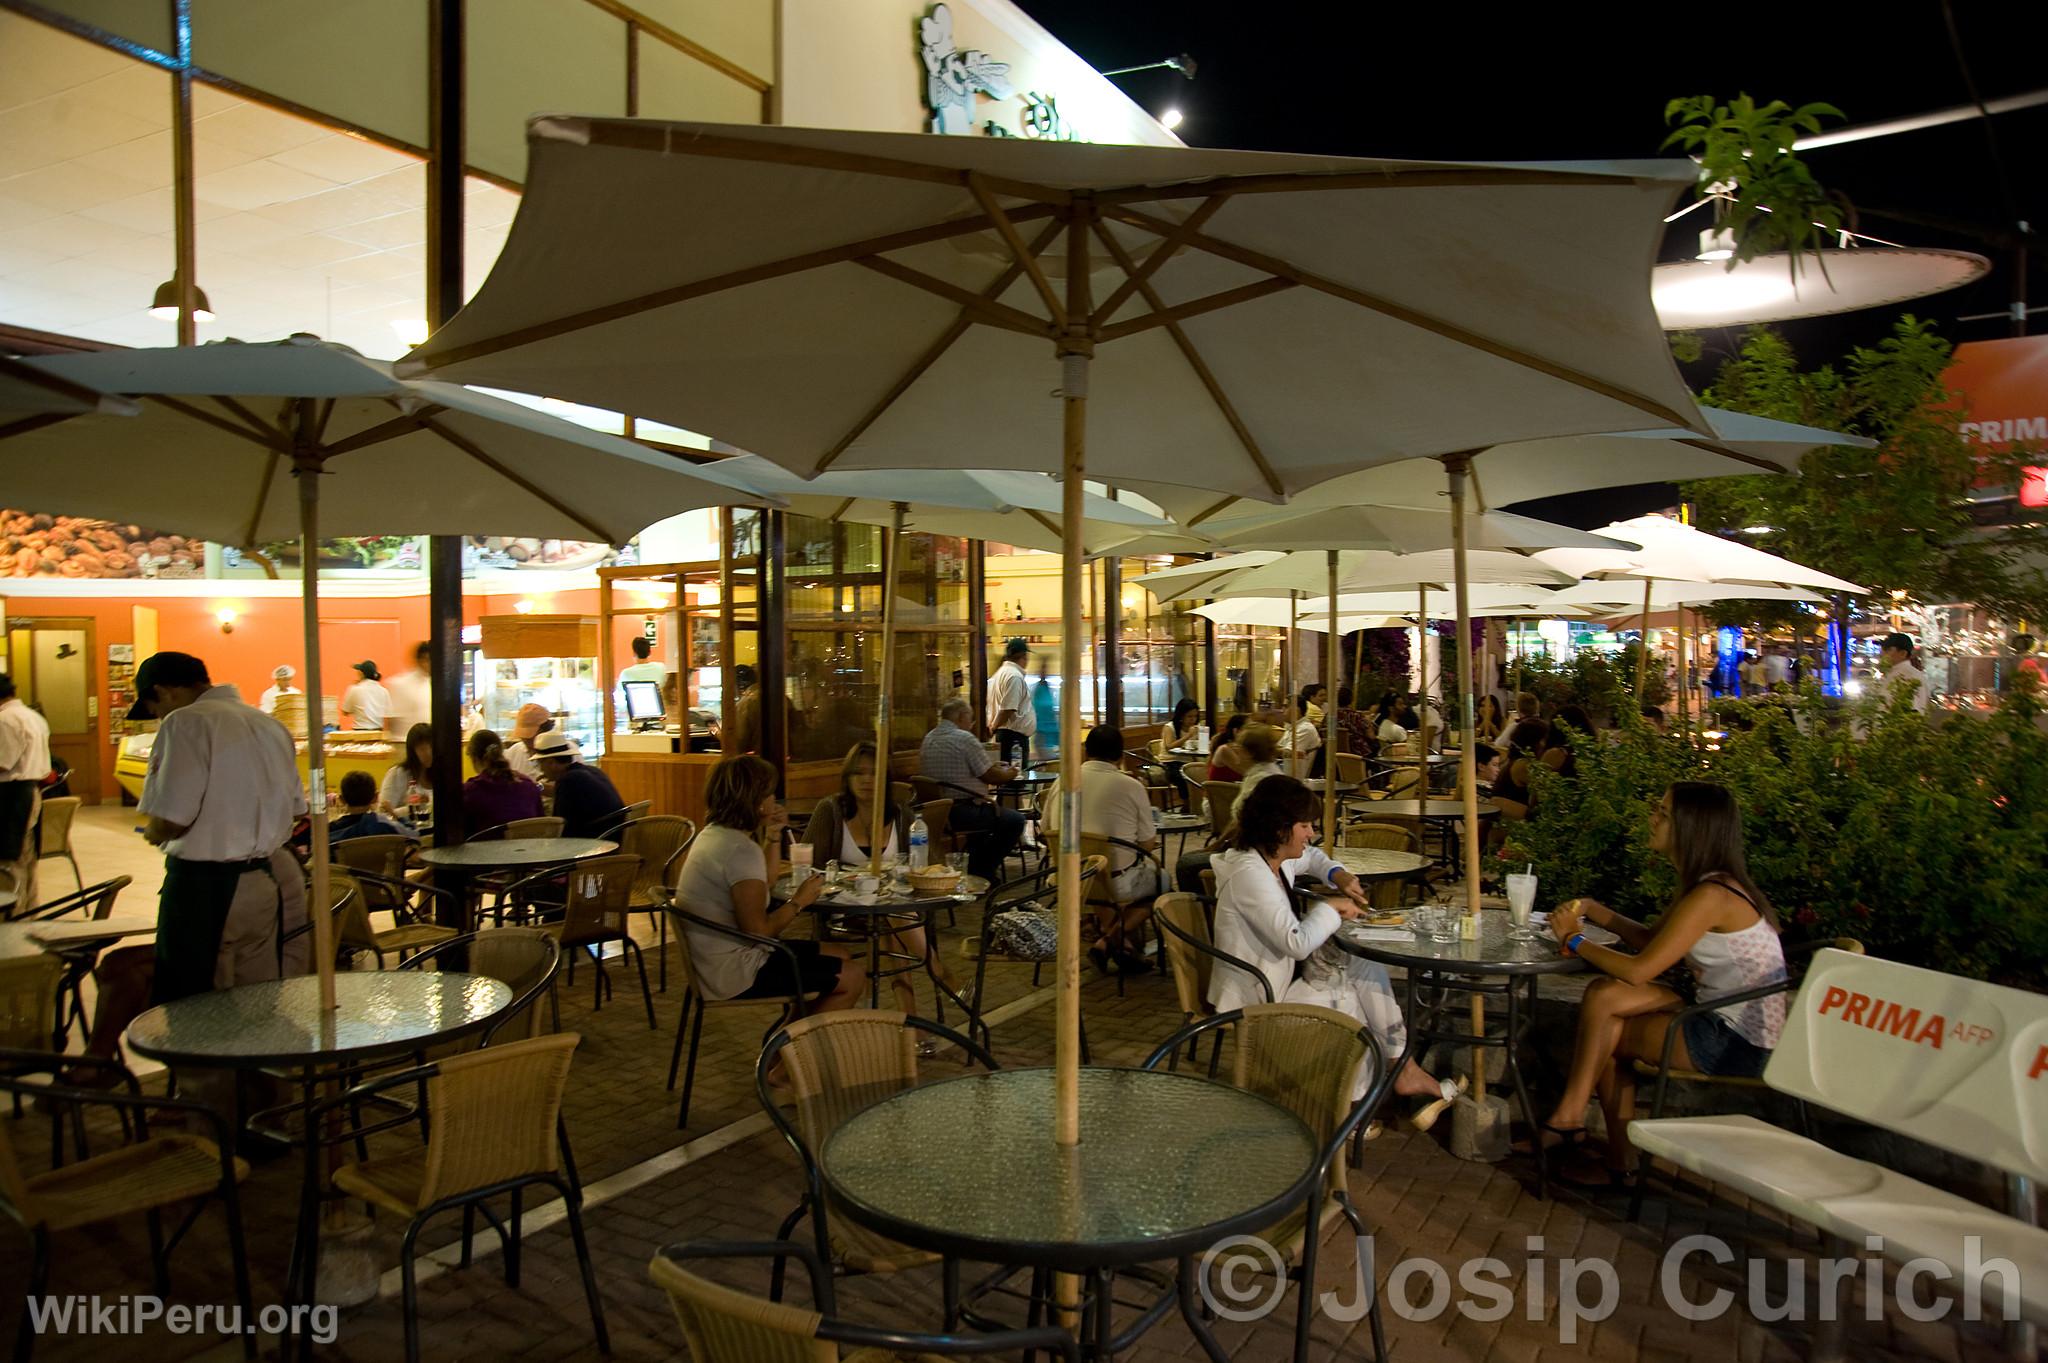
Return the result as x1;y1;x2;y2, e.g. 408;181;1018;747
5;616;97;802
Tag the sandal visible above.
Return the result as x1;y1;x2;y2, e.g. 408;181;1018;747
1408;1074;1470;1133
1516;1121;1588;1156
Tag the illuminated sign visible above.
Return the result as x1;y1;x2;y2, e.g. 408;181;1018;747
917;3;1086;142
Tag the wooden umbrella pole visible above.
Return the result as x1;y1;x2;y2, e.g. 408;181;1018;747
1054;209;1093;1155
1415;585;1430;760
1447;456;1485;1104
1637;576;1653;702
294;410;337;1013
1284;594;1296;732
1323;551;1339;837
1676;602;1689;735
1353;625;1366;699
870;501;904;872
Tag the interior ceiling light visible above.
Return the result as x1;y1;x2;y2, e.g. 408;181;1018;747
149;279;214;322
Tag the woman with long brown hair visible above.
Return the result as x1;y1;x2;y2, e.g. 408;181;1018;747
671;754;865;1012
1541;780;1787;1185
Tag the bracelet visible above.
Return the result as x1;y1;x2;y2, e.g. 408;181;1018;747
1565;932;1587;955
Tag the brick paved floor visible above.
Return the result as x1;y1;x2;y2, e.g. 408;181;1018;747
1;871;2014;1362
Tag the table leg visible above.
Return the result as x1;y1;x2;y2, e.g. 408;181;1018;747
1092;1268;1114;1360
1504;971;1546;1201
1177;1256;1232;1363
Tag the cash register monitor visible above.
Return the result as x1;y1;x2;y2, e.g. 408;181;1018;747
622;679;665;726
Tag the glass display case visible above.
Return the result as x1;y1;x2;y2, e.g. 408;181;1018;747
467;650;603;758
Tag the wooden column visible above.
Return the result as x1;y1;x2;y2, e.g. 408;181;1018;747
869;504;903;870
425;0;467;866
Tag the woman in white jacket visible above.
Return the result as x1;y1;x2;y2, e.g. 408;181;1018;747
1209;775;1459;1117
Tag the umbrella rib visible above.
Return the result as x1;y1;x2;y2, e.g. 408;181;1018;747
823;496;858;523
1096;277;1297;343
1097;165;1658;207
242;451;282;550
1091;222;1284;499
967;173;1064;328
148;395;290;451
0;412;79;443
853;257;1051;337
422;417;615;544
0;354;108;410
1090;196;1228;327
1021;507;1064;544
1185;494;1242;528
568;122;1073;206
321;408;443;457
416;205;1057;370
1103;204;1700;431
213;395;290;446
814;218;1064;476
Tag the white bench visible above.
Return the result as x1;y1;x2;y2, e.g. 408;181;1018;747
1630;948;2048;1343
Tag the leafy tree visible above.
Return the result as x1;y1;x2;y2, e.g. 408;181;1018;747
1681;317;2048;624
1662;95;1844;276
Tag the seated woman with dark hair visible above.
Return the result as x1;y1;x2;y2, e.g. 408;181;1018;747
461;728;544;836
1487;720;1552;825
1540;780;1788;1185
1208;775;1459;1117
1207;712;1250;782
673;754;865;1012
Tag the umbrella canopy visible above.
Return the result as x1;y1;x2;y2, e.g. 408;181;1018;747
1536;514;1869;594
405;120;1705;496
0;353;138;418
0;336;774;1013
1150;406;1873;524
1550;580;1827;611
1195;589;1588;630
1161;548;1577;600
1167;503;1634;555
11;338;769;544
722;458;1187;556
406;117;1712;1151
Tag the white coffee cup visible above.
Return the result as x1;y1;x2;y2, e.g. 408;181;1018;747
854;874;880;899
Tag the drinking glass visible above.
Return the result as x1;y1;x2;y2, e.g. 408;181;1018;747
1505;872;1539;938
1430;910;1460;943
790;842;814;876
947;852;969;876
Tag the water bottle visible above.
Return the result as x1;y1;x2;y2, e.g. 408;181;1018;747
908;810;930;872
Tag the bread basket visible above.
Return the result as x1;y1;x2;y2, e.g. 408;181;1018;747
905;865;964;893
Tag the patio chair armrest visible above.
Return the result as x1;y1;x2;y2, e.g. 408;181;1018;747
0;1061;233;1148
1140;1010;1243;1071
656;1239;833;1314
499;865;570;899
671;905;811;1017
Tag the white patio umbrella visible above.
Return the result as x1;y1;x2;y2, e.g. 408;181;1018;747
0;353;139;419
1539;515;1868;725
716;457;1186;863
1;336;774;1011
405;117;1708;1150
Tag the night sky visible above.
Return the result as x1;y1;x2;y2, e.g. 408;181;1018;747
1014;1;2047;524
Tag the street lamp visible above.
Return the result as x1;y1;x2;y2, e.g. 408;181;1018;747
1099;54;1197;79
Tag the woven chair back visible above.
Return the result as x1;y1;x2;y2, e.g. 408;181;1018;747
777;1010;922;1153
417;1032;579;1205
35;797;80;856
1202;781;1239;839
648;1253;833;1363
1153;893;1212;1018
621;817;697;902
470;928;559;1041
1232;1002;1370;1190
556;855;641;947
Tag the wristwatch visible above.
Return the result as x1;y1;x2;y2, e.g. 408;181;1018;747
1565;932;1588;955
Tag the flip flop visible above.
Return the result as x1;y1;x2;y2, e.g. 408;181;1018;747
1408;1075;1469;1132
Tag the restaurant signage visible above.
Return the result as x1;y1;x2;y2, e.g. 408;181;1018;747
1945;334;2048;506
917;3;1085;142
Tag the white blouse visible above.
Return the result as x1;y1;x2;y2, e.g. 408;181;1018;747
1207;845;1345;1013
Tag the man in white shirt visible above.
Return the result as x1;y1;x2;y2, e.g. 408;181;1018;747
1761;647;1792;689
1042;726;1160;974
0;673;53;908
384;640;433;734
258;664;300;714
985;637;1034;768
1877;632;1929;713
131;651;309;1002
619;635;667;687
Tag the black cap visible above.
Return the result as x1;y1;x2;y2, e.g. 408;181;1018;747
126;651;209;720
1879;632;1913;654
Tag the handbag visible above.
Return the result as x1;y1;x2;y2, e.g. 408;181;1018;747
985;898;1060;959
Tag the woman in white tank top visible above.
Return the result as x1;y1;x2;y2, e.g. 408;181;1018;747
1537;781;1787;1187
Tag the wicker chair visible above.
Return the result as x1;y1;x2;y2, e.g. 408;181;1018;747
1626;936;1865;1222
757;1011;997;1311
1142;1003;1392;1363
1337;821;1424;910
1201;780;1240;840
467;817;564;919
667;903;822;1131
1152;892;1271;1073
616;815;697;991
1077;833;1160;994
959;859;1103;1062
506;854;653;1028
332;832;416;880
650;1239;1075;1363
592;800;652;840
337;870;463;969
0;1047;254;1363
322;1034;606;1363
25;876;132;1050
33;796;83;897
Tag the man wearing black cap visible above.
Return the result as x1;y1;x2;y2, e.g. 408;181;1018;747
131;651;309;1002
1877;632;1928;713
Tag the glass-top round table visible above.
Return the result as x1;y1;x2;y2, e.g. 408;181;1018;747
1327;846;1433;884
822;1066;1318;1273
125;971;513;1069
413;837;616;870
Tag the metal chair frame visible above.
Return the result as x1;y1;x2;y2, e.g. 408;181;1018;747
665;903;818;1130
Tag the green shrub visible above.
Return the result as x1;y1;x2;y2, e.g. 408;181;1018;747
1501;690;2048;987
